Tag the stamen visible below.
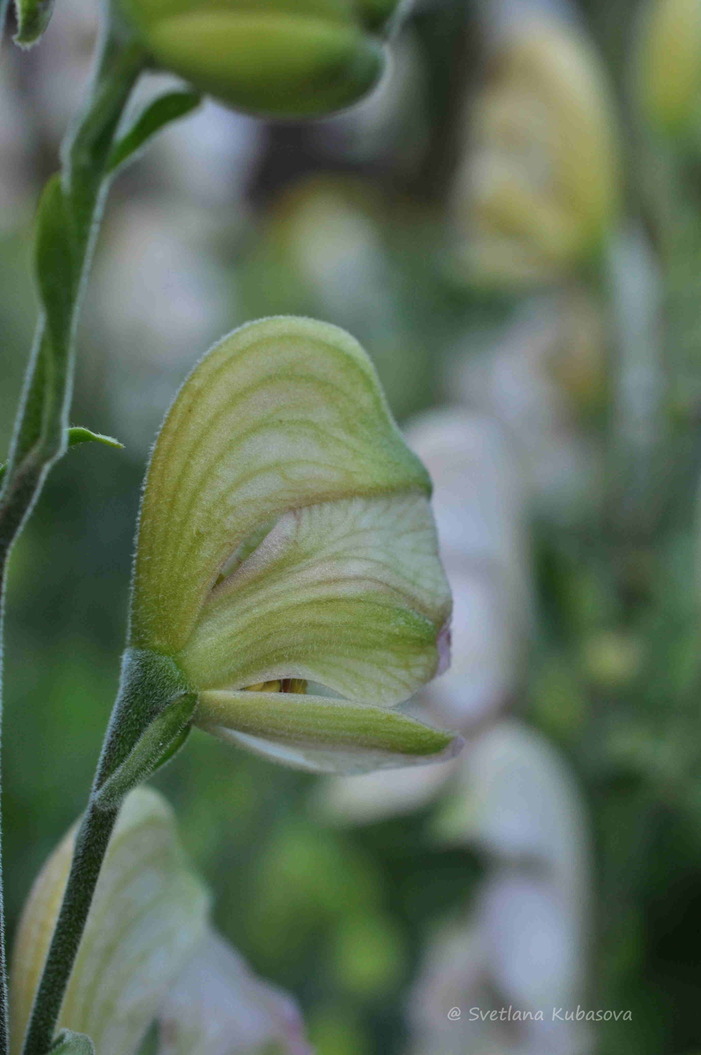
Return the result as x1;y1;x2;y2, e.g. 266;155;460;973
244;679;308;694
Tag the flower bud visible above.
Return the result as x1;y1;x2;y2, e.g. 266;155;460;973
635;0;701;136
119;0;406;117
452;18;619;286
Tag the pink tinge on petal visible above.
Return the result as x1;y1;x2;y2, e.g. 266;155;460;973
157;930;313;1055
257;984;312;1055
436;619;452;677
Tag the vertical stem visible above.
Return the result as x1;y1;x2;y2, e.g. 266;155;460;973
0;21;145;1055
18;806;119;1054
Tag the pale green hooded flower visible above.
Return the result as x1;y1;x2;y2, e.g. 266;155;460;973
128;316;459;774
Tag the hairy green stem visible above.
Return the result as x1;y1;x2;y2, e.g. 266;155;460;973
20;805;119;1055
0;22;145;1055
21;651;188;1055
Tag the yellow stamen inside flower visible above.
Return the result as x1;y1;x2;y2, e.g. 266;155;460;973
245;679;308;694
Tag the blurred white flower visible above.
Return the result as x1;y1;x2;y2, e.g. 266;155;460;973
408;720;591;1055
449;297;600;521
436;720;588;904
147;92;262;208
320;408;530;823
406;410;530;729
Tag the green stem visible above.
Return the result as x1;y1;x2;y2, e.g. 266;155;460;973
20;650;188;1055
20;805;119;1055
0;21;145;1055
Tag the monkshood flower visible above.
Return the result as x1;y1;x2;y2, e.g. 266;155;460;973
635;0;701;137
125;316;458;775
10;788;311;1055
118;0;411;118
451;15;619;286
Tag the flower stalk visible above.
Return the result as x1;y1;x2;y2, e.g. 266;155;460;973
21;651;191;1055
0;20;147;1055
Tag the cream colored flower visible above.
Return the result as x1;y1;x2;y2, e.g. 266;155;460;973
128;316;460;774
10;789;311;1055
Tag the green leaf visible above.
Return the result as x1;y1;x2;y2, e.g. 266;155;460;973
0;429;122;488
13;0;55;46
4;177;76;477
93;693;196;811
49;1030;95;1054
107;90;201;173
67;426;123;450
197;689;462;774
35;174;76;354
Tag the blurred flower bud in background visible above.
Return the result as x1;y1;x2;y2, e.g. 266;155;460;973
635;0;701;138
449;295;602;522
451;11;619;286
117;0;411;118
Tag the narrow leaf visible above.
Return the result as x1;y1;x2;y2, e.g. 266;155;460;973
107;91;201;173
49;1031;95;1054
13;0;55;47
0;429;122;487
67;427;123;450
34;175;76;351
